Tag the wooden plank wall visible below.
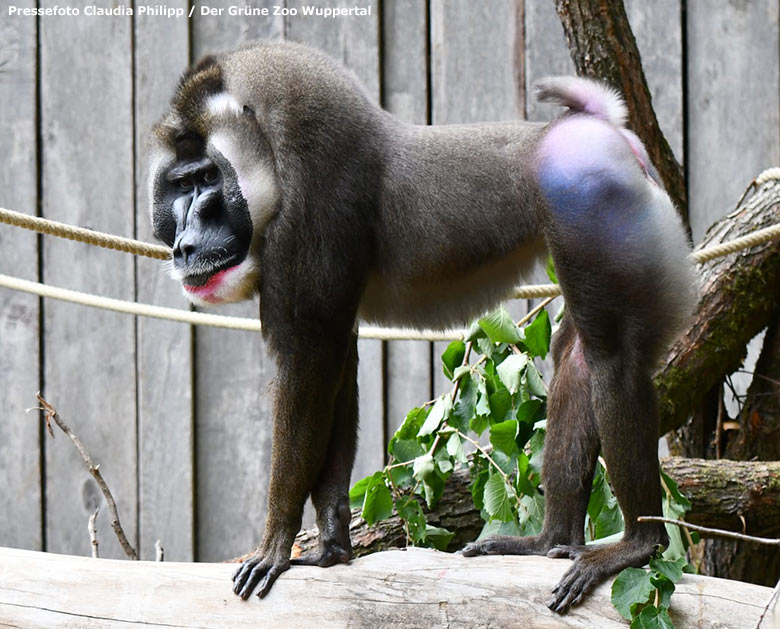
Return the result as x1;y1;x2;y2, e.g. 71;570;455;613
0;0;777;563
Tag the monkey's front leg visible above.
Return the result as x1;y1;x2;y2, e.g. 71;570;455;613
232;337;349;599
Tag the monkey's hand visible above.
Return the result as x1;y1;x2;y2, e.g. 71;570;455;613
232;534;292;600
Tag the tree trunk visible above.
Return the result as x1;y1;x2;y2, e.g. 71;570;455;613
697;315;780;587
0;547;773;629
294;458;780;560
657;180;780;436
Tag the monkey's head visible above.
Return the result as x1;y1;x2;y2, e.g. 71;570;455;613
148;55;280;306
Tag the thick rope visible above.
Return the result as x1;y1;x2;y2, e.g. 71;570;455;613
1;167;779;339
0;207;170;260
0;273;464;341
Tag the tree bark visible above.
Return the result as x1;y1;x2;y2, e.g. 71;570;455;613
656;179;780;436
553;0;687;226
697;316;780;587
294;458;780;560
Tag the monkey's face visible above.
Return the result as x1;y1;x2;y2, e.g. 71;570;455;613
149;95;280;307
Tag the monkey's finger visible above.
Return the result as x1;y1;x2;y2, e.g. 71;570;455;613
239;562;270;600
232;559;257;590
256;565;284;599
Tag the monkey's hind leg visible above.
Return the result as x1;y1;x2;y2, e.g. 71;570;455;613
290;333;359;568
462;316;600;558
544;357;667;613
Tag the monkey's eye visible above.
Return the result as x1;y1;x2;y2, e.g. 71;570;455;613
203;168;219;185
178;177;194;192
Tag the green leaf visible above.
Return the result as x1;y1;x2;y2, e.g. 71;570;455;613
388;464;413;489
525;363;547;397
422;472;446;508
545;256;558;283
389;406;430;453
488;388;514;423
516;399;544;424
470;462;489;511
496;354;528;394
524;310;552;359
517;493;545;535
441;341;466;380
611;567;654;620
465;320;486;341
478;307;522;344
630;605;675;629
418;394;452;436
477;518;522;540
528;429;545;477
490;420;519;456
475;377;491;420
660;469;691;510
424;525;455;551
434;447;454;474
391;438;425;463
484;473;514;522
650;557;685;584
413;452;435;483
395;497;426;542
446;432;467;463
349;472;380;509
649;575;675;611
362;477;393;526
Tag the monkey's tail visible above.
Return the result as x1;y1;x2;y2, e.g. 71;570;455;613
535;76;628;129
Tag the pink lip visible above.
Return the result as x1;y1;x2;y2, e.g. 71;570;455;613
183;265;239;301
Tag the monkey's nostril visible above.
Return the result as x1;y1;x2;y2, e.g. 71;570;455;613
173;235;197;264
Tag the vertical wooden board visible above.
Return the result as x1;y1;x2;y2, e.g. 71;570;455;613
134;4;193;561
0;0;42;550
624;0;683;161
430;0;522;396
285;0;385;484
687;0;780;416
687;0;779;242
40;5;136;558
524;0;574;123
191;3;284;561
382;0;433;438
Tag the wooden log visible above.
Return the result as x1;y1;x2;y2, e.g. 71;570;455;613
0;546;773;628
293;457;780;561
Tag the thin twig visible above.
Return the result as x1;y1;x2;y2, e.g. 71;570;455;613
516;296;556;328
754;578;780;629
637;516;780;546
33;393;138;560
88;508;99;558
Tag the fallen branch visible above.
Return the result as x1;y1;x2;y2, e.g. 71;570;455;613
637;516;780;546
33;394;137;560
0;546;772;628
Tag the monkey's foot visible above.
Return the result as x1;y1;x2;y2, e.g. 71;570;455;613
232;546;291;600
461;534;551;557
290;538;352;567
545;539;657;613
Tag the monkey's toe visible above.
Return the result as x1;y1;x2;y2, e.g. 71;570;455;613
290;540;351;567
547;544;589;560
231;551;290;600
547;559;602;613
462;535;552;557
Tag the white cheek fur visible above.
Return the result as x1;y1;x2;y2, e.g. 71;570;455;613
206;92;243;117
209;132;280;234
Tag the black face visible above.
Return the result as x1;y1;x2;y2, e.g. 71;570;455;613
153;150;253;287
